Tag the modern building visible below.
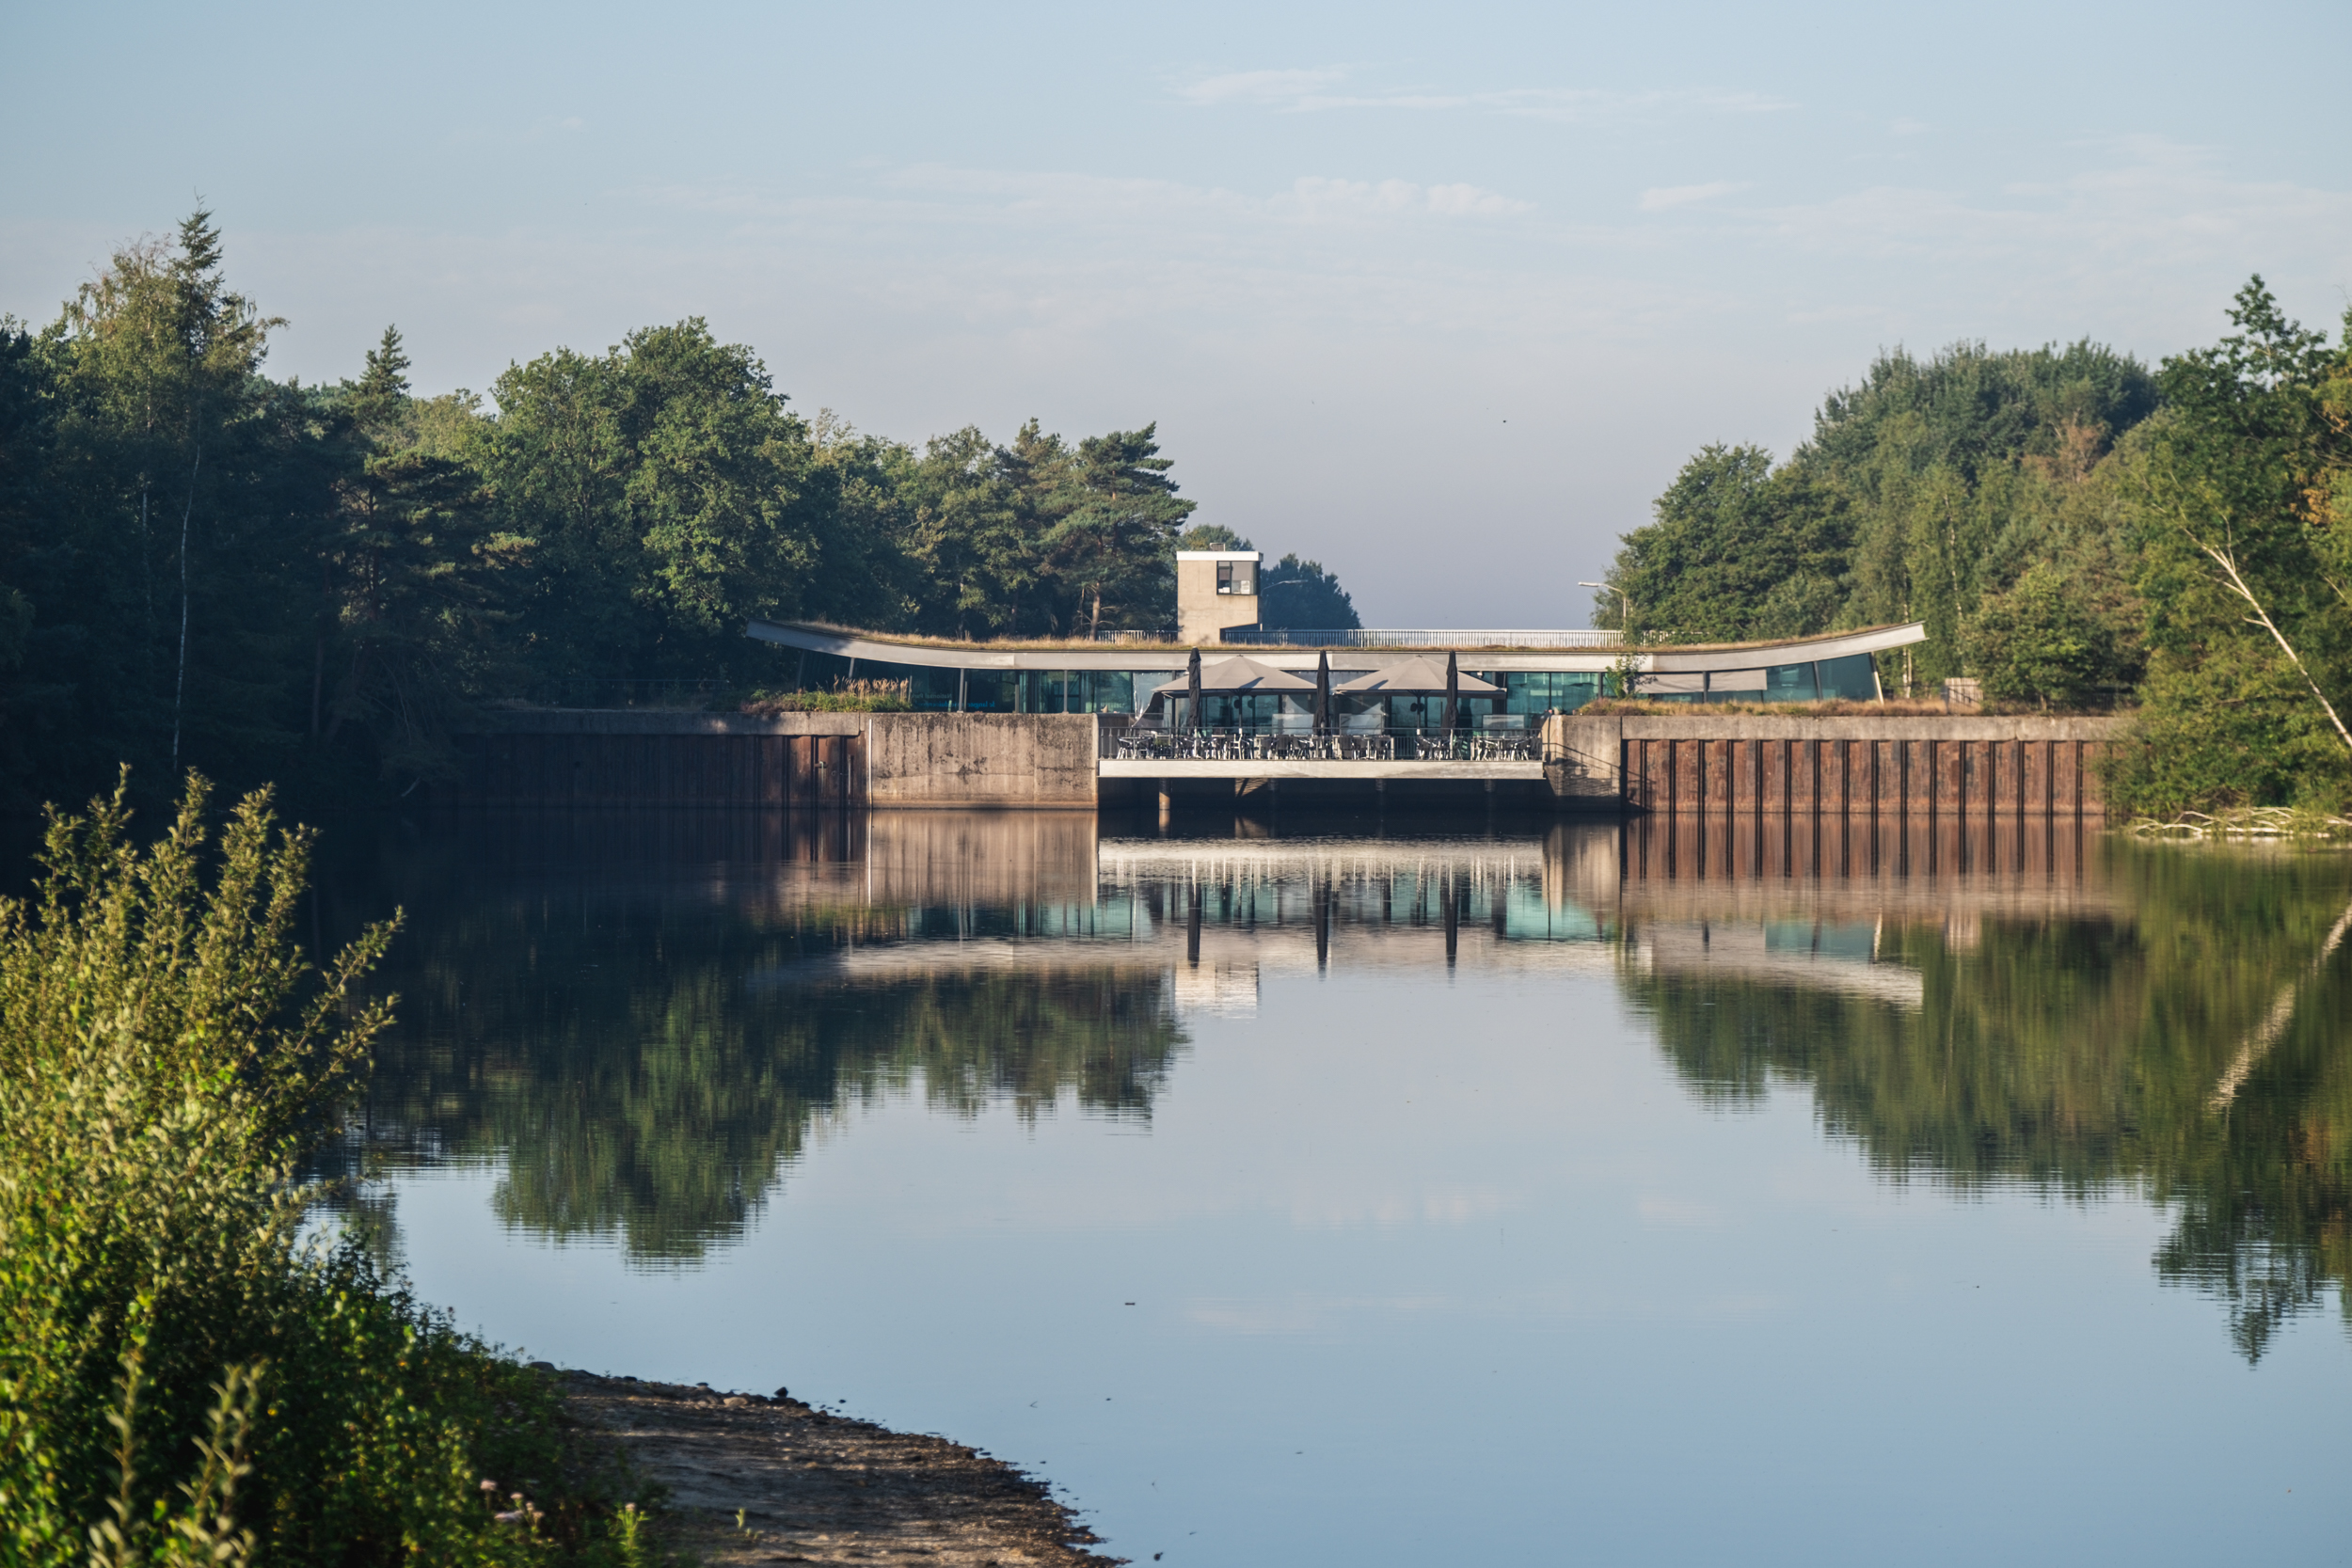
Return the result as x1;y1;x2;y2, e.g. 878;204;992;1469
746;615;1928;728
1175;548;1263;643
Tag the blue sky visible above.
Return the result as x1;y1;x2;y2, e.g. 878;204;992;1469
5;0;2347;625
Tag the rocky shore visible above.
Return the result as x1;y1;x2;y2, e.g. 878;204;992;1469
552;1370;1119;1566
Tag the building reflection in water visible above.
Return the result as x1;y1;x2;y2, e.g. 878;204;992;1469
325;809;2352;1357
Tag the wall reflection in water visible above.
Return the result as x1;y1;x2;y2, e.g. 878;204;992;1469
329;809;2352;1357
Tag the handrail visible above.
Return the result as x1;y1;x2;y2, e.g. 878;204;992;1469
1101;726;1541;763
1221;627;1620;649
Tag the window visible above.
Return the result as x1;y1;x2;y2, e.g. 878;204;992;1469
1216;560;1256;596
1815;653;1879;701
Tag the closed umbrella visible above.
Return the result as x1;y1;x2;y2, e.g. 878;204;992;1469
1314;649;1331;735
1442;651;1459;736
1186;647;1203;732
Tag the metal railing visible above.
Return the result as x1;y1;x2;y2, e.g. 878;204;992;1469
1103;727;1543;763
1219;627;1621;649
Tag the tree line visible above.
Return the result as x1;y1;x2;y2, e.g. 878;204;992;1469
0;212;1358;811
1597;280;2352;812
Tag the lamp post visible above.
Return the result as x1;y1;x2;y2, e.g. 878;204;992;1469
1579;581;1629;635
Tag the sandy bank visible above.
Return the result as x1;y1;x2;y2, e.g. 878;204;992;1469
553;1370;1120;1566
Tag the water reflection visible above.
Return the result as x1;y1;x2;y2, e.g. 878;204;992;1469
326;814;1184;1262
1615;816;2352;1361
326;811;2352;1355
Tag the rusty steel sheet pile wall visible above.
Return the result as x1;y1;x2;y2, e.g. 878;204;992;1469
1542;713;2127;817
444;710;1099;809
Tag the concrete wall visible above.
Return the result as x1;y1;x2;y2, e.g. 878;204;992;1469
1543;712;2130;816
450;709;1099;809
863;713;1100;808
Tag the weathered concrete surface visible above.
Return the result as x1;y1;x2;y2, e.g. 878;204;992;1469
454;710;1100;808
862;713;1099;808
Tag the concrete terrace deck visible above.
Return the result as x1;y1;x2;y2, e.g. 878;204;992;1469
1100;757;1544;782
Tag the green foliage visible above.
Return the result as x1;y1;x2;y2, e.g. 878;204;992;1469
1596;444;1850;642
1601;287;2352;805
1259;553;1359;629
485;320;880;682
1038;424;1196;637
319;327;529;778
1174;524;1249;552
1598;341;2159;697
2106;280;2352;815
0;775;649;1563
1964;559;2118;708
741;679;913;713
1;211;1351;812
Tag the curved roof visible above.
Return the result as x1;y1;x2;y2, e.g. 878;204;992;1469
745;619;1927;674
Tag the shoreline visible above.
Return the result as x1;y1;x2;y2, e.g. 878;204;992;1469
553;1370;1120;1566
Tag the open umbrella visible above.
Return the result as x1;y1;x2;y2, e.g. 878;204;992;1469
1313;649;1331;735
1329;657;1503;696
1442;651;1460;736
1149;656;1314;698
1186;647;1203;732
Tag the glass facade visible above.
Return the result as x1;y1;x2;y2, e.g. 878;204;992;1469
1494;671;1602;716
775;647;1878;714
1020;670;1141;714
1639;651;1882;705
1815;652;1880;701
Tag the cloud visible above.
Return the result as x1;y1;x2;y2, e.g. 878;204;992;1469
1290;176;1533;220
1638;182;1745;213
1756;136;2352;274
1178;68;1350;106
1427;182;1535;217
1176;66;1790;122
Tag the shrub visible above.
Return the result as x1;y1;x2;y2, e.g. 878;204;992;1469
741;678;913;714
0;774;652;1565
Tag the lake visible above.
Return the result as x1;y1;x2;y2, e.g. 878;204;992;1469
319;809;2352;1566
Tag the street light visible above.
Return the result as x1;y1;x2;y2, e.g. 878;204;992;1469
1578;581;1629;634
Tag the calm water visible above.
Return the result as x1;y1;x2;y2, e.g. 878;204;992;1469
320;810;2352;1566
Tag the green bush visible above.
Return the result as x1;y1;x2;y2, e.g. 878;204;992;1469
741;678;912;714
0;774;654;1565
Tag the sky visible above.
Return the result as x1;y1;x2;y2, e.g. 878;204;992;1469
5;0;2349;626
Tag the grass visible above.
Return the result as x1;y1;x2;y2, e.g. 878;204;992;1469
741;679;913;714
0;772;665;1566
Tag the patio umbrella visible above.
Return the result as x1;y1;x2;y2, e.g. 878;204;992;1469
1442;651;1460;736
1313;649;1331;734
1186;647;1202;732
1329;657;1503;696
1149;656;1316;697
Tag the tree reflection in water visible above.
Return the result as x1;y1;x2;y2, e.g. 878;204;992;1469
1615;818;2352;1362
324;809;2352;1357
323;812;1184;1264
